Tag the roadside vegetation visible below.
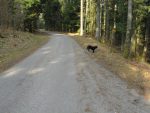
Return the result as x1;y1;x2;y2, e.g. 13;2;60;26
0;30;49;72
70;33;150;97
0;0;49;72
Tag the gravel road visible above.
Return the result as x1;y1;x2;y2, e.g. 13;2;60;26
0;33;150;113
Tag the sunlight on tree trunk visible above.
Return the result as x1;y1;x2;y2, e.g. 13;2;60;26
80;0;84;36
95;0;100;40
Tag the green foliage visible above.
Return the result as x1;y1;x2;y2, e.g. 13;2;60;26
42;0;80;32
23;0;42;32
61;0;80;31
43;0;61;30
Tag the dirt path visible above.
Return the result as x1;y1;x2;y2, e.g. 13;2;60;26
0;33;149;113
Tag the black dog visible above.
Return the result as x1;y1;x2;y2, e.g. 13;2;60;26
87;45;98;53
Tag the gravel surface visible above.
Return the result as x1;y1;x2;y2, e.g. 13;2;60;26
0;32;150;113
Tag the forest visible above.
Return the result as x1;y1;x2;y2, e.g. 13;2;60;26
0;0;150;63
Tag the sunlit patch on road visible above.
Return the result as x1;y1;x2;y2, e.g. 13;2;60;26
42;51;51;55
28;67;45;75
3;67;23;78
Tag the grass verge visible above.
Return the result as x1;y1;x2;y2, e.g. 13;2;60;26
69;33;150;99
0;30;49;73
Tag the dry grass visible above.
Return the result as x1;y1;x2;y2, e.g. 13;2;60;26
70;33;150;98
0;29;49;72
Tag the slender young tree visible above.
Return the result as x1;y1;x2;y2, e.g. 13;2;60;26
111;3;117;46
105;0;109;41
80;0;84;36
84;0;89;33
95;0;100;40
124;0;132;58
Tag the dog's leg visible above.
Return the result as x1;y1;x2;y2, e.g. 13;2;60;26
93;50;94;53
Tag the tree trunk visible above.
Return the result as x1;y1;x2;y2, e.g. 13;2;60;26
105;0;110;41
111;3;117;46
143;15;150;62
123;0;132;58
80;0;84;36
84;0;88;34
95;0;100;40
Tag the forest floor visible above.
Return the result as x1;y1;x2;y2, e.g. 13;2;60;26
69;33;150;100
0;29;49;72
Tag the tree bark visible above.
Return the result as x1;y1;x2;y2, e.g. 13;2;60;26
105;0;109;41
143;14;150;62
80;0;84;36
95;0;100;40
84;0;89;33
123;0;132;58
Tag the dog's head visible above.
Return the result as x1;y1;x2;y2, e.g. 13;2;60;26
94;46;98;49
